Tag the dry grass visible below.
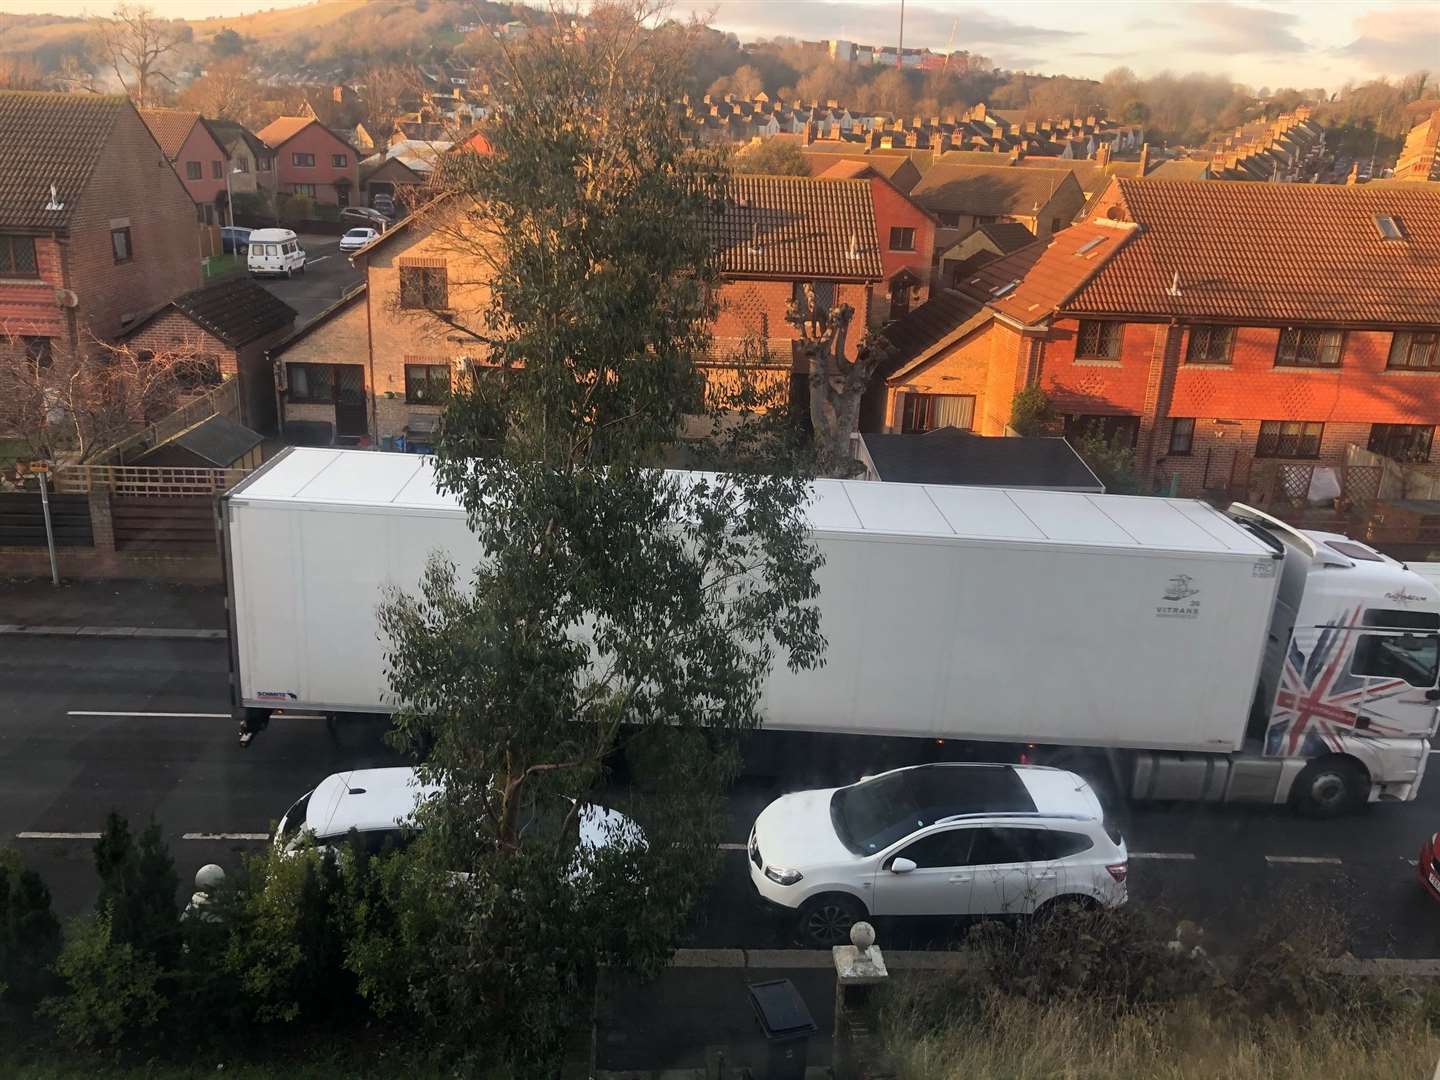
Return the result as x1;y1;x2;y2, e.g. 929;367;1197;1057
883;990;1440;1080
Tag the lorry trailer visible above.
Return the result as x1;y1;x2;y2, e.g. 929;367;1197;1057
223;449;1440;815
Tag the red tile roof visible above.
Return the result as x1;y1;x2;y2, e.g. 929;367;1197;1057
957;220;1136;326
0;91;129;230
256;115;317;148
138;108;199;160
710;175;885;280
1067;178;1440;325
910;162;1083;217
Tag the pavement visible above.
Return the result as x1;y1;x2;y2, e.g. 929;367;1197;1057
253;235;363;326
0;578;227;634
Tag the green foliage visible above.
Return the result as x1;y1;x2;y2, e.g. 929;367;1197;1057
209;27;247;59
93;814;180;969
0;848;61;1003
731;138;810;176
42;912;166;1050
1071;427;1141;495
230;190;275;224
222;843;353;1025
278;193;317;224
1009;386;1058;436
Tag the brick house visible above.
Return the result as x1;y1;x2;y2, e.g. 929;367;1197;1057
703;174;885;415
877;179;1440;499
0;92;200;378
138;108;232;225
255;116;360;207
908;163;1084;252
207;119;278;202
273;196;489;448
813;158;937;322
120;275;296;433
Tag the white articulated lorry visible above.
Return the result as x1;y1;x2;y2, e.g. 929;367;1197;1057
223;448;1440;815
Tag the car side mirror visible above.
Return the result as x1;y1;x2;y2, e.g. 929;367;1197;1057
890;857;916;874
1426;688;1440;701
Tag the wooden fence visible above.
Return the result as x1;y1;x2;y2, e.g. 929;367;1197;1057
111;497;218;554
0;491;93;547
94;378;242;466
51;464;249;497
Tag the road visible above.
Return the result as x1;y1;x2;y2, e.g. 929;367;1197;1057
3;635;1437;957
251;235;363;326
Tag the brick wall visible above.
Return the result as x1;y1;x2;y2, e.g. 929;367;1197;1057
884;321;1026;435
67;105;200;343
172;121;229;209
273;124;361;206
0;236;70;353
274;290;369;440
1038;316;1155;416
122;311;238;376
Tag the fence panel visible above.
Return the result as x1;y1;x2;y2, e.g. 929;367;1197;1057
0;492;93;547
110;497;217;554
52;465;247;497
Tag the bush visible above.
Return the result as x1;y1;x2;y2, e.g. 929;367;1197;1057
0;848;61;1003
1071;426;1141;494
231;190;276;225
314;202;341;223
41;912;166;1049
93;813;180;968
279;193;317;224
1009;386;1058;436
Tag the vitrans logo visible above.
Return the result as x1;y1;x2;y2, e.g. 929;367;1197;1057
1157;573;1201;619
1385;588;1427;607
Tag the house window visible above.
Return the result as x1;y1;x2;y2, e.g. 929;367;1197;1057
1065;414;1139;448
1076;319;1123;359
331;153;348;168
1185;325;1233;365
211;160;223;179
1256;420;1324;458
1275;327;1343;367
292;152;316;167
404;364;451;404
287;363;335;403
936;212;961;228
23;336;52;370
234;156;250;174
399;266;449;310
111;226;132;264
0;235;38;277
888;226;916;252
292;183;317;198
258;155;273;172
1368;424;1434;463
1168;417;1195;455
900;393;975;433
1388;331;1440;370
185;161;202;180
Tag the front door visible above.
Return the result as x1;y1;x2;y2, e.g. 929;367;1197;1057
334;364;368;441
869;827;975;916
335;183;350;209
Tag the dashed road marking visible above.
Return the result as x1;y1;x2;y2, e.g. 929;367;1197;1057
182;832;270;841
1265;854;1343;866
1130;852;1197;861
308;255;331;265
68;710;230;719
16;831;101;840
718;843;748;851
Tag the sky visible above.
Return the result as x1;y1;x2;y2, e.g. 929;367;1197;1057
1;0;1436;91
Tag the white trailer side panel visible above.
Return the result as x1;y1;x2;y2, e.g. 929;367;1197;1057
228;449;1279;751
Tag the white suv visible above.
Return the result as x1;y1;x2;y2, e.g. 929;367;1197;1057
747;763;1128;946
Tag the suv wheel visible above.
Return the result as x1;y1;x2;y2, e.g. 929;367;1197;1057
797;894;864;947
1034;894;1098;923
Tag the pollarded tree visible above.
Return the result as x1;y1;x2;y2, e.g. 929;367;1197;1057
374;4;826;1074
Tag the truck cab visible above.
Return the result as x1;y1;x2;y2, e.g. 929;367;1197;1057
1233;506;1440;812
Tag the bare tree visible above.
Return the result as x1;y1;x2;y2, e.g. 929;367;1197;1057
0;57;50;91
360;63;426;140
786;285;894;476
92;2;186;109
178;56;261;121
0;330;214;463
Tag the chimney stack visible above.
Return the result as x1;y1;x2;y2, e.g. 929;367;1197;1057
1008;144;1024;164
803;119;816;146
1346;161;1360;186
1095;143;1112;167
1137;142;1150;176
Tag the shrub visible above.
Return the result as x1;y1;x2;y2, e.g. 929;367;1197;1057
279;193;317;224
0;847;61;1003
1009;386;1058;436
93;813;180;968
1070;426;1141;494
41;912;166;1049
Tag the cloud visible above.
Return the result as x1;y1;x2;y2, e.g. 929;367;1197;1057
1336;5;1440;73
1183;1;1309;53
679;1;1080;48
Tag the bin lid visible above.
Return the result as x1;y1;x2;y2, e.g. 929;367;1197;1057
747;978;817;1038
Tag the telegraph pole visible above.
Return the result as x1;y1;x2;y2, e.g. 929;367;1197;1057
897;0;905;67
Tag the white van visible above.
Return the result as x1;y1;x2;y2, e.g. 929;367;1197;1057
247;228;306;278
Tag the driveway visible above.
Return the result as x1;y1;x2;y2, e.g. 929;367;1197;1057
251;234;362;327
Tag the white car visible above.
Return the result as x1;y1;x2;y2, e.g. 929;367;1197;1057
275;766;642;864
748;763;1127;946
338;227;379;254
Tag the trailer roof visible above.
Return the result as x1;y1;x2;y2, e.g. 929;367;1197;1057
231;448;1271;557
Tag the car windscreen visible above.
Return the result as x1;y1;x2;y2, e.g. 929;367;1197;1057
830;766;1036;855
279;790;312;841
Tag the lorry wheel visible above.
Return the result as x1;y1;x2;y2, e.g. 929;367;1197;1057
1292;757;1366;818
797;894;865;948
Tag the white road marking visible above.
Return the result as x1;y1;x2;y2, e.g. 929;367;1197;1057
308;255;331;264
717;843;748;851
1130;852;1197;861
67;710;230;719
1265;854;1343;866
182;832;269;841
17;831;101;840
1407;858;1420;867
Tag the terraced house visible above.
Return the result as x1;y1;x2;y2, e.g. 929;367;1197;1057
877;179;1440;499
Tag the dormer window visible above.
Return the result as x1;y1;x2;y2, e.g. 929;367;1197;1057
1374;214;1406;241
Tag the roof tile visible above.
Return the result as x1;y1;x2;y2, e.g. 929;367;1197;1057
711;175;884;280
138;108;199;160
0;91;128;230
910;163;1080;217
